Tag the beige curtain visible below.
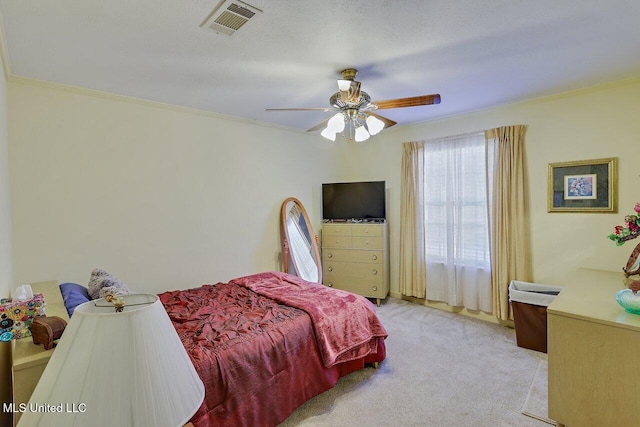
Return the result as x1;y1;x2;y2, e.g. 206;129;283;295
485;125;531;320
399;142;427;298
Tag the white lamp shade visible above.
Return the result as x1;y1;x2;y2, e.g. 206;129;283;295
18;294;204;427
354;125;370;142
327;112;345;133
365;115;385;135
320;126;337;141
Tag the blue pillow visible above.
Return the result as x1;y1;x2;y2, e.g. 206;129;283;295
59;282;91;317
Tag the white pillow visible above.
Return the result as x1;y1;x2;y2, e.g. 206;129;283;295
87;268;131;300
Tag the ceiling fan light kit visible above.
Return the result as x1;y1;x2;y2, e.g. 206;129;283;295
320;126;337;142
266;68;441;142
354;125;370;142
365;115;384;135
337;79;352;91
328;112;346;133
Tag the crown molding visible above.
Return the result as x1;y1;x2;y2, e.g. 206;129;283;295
9;62;640;137
7;74;307;134
407;75;640;127
516;75;640;105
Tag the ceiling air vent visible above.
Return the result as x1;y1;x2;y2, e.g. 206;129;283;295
200;0;262;36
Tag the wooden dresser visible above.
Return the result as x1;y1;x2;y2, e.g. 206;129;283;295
322;222;389;306
11;280;68;427
547;269;640;427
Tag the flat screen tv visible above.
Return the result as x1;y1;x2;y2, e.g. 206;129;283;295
322;181;386;221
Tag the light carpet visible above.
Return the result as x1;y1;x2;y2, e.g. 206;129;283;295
521;359;555;425
279;297;549;427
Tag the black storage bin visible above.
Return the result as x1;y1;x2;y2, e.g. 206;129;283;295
509;281;562;353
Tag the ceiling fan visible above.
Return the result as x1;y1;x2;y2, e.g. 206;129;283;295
266;68;441;142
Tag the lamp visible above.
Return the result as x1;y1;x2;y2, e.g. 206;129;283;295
354;124;370;142
320;109;387;143
320;126;337;141
18;294;205;427
327;112;345;133
365;115;385;136
337;79;352;91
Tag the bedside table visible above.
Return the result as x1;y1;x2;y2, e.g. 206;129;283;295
11;280;68;427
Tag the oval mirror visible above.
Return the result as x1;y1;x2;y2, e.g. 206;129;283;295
281;197;322;283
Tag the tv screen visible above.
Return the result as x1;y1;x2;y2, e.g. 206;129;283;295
322;181;386;221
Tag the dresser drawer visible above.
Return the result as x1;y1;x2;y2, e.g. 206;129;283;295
353;236;384;250
324;274;386;298
322;235;352;248
351;225;383;237
320;222;388;304
323;249;383;264
322;225;352;236
324;261;383;280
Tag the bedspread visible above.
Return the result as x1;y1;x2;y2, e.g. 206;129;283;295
160;281;340;426
160;273;387;426
230;271;388;368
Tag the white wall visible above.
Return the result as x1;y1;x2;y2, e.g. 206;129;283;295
8;76;640;298
0;39;14;426
0;36;12;298
7;81;338;293
344;78;640;293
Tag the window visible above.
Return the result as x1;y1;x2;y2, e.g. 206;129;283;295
423;133;490;268
421;132;491;310
400;125;526;317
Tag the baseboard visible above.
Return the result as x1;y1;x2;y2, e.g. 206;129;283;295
387;292;514;328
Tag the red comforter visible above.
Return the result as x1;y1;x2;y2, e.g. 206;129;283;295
230;271;387;367
159;272;387;427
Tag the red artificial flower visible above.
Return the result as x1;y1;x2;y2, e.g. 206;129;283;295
608;203;640;245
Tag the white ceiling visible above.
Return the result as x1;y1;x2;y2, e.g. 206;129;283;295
1;0;640;132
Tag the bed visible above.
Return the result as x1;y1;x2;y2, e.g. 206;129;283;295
59;270;387;426
157;271;387;427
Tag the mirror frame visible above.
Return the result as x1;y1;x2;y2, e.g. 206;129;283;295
281;197;322;283
624;241;640;277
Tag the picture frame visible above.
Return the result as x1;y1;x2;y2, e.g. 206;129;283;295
547;157;617;213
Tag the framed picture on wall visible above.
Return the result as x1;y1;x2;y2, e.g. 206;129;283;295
547;157;618;213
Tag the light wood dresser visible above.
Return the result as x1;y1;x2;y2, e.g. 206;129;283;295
11;280;68;427
547;268;640;427
322;221;389;306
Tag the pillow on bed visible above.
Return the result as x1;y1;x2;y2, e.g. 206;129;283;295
59;282;91;317
87;268;131;299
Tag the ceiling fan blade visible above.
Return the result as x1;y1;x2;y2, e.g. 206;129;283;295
266;107;333;112
306;118;330;132
373;94;441;110
364;111;397;128
340;81;361;104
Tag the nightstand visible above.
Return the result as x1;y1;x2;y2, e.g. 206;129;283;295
11;280;68;427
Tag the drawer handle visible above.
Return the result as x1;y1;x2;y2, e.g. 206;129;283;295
372;269;378;275
365;229;369;233
372;255;378;260
336;240;340;244
328;282;334;287
365;241;369;245
328;266;333;272
328;253;333;258
372;285;378;291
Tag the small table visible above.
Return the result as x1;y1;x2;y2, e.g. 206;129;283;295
11;280;68;427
